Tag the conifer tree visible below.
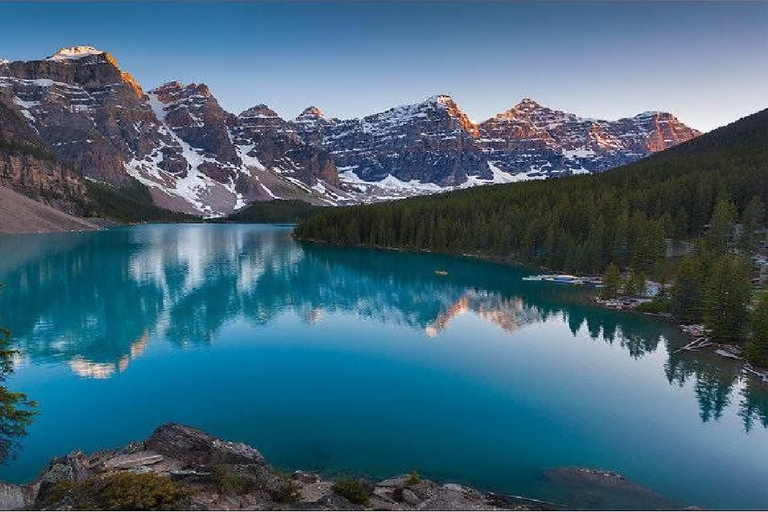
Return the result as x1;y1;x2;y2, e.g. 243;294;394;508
745;295;768;368
600;263;622;299
703;255;752;344
671;254;705;323
704;199;737;255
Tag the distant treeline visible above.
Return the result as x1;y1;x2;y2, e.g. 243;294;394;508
212;199;323;224
295;109;768;276
85;180;200;223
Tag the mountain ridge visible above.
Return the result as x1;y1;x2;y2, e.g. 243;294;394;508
0;46;701;217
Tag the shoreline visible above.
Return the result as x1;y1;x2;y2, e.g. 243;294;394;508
296;236;768;384
0;423;690;511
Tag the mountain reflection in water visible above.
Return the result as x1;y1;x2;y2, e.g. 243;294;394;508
0;224;766;433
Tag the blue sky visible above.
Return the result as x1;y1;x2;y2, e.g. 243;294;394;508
1;2;765;132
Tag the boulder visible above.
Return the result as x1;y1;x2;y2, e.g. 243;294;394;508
102;451;164;470
0;483;26;511
292;471;320;484
145;423;265;468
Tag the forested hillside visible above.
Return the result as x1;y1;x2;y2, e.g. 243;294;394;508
295;109;768;275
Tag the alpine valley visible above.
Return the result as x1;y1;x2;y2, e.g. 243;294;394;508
0;46;700;220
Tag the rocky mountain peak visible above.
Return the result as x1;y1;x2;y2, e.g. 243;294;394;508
297;106;324;120
47;45;106;61
239;104;280;119
426;94;454;106
151;81;213;104
420;94;478;136
515;97;542;110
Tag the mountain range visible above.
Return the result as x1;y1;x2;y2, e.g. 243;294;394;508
0;46;700;218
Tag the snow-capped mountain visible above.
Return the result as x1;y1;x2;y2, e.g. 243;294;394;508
477;98;700;179
0;47;346;216
295;96;700;195
0;46;700;216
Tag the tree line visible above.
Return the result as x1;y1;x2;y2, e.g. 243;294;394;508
295;109;768;366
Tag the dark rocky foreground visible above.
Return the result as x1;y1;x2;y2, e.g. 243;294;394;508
0;424;690;511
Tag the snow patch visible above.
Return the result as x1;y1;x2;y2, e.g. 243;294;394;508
563;148;596;159
12;96;39;122
47;46;105;61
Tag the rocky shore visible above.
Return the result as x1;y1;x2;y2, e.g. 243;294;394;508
0;424;688;511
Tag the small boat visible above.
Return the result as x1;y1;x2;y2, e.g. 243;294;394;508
434;270;449;276
549;275;583;285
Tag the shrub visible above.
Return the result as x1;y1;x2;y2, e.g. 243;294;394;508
636;296;672;314
332;478;370;506
405;470;422;485
210;464;254;495
270;470;301;504
40;472;191;510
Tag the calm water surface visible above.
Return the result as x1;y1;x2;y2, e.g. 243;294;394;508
0;224;766;509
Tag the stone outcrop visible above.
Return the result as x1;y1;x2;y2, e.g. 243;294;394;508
0;93;88;215
0;423;560;511
0;423;691;511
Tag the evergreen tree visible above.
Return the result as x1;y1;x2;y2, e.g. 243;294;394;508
703;256;752;344
623;269;646;297
738;196;765;252
671;254;706;323
600;263;622;299
745;295;768;368
0;324;37;462
704;199;737;255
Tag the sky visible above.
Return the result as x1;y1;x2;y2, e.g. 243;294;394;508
0;2;766;132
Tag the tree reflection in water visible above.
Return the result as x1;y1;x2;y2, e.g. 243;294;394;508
0;224;766;433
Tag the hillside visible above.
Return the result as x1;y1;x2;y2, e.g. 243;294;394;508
295;109;768;274
0;184;101;234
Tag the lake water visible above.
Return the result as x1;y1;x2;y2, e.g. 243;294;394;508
0;224;766;509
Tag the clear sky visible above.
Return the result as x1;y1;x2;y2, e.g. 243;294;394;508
1;2;766;132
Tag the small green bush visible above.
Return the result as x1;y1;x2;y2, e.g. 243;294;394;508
271;471;301;504
636;296;672;314
405;470;422;485
40;472;191;510
210;464;254;495
332;478;370;506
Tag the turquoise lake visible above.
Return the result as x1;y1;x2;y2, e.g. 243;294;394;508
0;223;766;509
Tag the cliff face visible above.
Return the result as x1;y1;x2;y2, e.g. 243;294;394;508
476;99;701;178
308;95;487;186
289;96;700;198
0;94;88;215
0;48;344;217
0;46;702;215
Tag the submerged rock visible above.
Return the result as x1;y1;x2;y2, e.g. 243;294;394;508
544;467;684;510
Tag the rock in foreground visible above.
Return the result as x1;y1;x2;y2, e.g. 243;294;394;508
0;423;683;511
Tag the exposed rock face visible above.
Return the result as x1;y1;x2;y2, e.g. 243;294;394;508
0;47;165;186
231;102;340;191
0;48;344;217
477;99;701;179
312;95;487;187
293;95;700;195
0;46;701;215
145;423;266;468
0;93;88;215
